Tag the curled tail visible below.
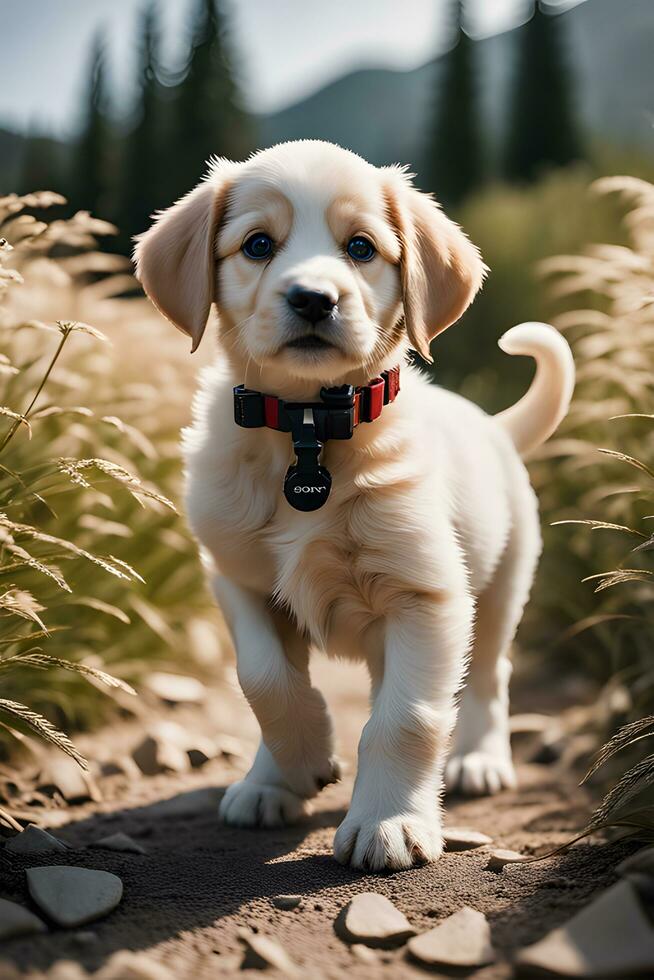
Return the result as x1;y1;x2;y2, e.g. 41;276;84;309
495;322;575;458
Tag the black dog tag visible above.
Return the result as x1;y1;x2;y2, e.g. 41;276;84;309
284;464;332;511
283;407;332;511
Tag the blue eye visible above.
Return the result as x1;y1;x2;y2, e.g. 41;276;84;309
242;232;274;259
347;236;376;262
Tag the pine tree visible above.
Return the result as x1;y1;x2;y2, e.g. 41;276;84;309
164;0;252;203
119;2;162;248
72;32;110;216
503;0;583;182
18;129;63;196
425;0;483;205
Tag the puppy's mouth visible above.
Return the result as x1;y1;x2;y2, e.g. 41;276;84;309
285;334;336;352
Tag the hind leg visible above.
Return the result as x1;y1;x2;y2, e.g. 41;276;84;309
447;483;541;796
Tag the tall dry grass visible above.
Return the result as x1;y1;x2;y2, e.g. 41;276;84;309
527;177;654;836
526;177;654;713
0;192;224;775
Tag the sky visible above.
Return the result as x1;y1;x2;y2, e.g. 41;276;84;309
1;0;585;137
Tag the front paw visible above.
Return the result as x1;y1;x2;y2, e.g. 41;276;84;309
446;751;516;796
333;812;443;871
219;779;308;828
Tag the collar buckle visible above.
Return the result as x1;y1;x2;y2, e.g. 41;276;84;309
319;383;356;440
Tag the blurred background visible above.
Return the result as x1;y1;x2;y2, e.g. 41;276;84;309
1;0;654;780
3;0;654;401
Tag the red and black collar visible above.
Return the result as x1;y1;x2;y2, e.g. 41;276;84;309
233;366;400;441
232;367;401;512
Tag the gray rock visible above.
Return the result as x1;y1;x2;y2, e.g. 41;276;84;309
272;894;302;910
486;848;529;871
408;907;495;968
131;735;188;776
336;893;415;948
515;879;654;977
5;825;68;854
0;897;47;939
26;866;123;927
444;827;493;850
617;846;654;878
241;932;299;975
90;832;145;855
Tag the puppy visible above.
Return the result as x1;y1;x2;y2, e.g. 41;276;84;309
134;140;574;871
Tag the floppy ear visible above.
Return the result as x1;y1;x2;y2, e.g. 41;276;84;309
133;160;235;352
384;169;487;362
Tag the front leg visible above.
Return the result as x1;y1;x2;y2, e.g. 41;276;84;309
213;576;339;827
334;592;473;870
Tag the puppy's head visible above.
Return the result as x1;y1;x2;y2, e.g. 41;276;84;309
134;141;485;387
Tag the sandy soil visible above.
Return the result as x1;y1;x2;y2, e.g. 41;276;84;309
0;658;634;979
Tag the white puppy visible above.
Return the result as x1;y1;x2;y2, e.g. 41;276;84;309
134;140;574;871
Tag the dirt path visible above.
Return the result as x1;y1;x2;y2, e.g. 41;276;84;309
0;659;631;979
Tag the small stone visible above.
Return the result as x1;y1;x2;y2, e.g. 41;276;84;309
37;757;101;804
351;944;377;963
240;932;298;975
618;846;654;878
90;832;145;855
146;721;216;769
131;735;189;776
408;907;495;968
0;897;47;939
486;848;529;871
96;950;174;979
530;730;565;765
100;757;141;780
45;964;87;980
336;893;415;948
272;894;302;910
444;827;493;851
628;872;654;905
211;954;242;973
515;879;654;977
27;866;123;927
215;733;247;760
5;824;68;854
146;672;206;704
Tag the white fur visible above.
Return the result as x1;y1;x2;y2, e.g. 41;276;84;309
134;140;574;871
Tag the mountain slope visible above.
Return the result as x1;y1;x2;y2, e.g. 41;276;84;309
258;0;654;176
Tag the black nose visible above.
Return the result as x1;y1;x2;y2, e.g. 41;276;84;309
286;285;336;323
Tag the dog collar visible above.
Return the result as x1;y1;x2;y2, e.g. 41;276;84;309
233;366;400;512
